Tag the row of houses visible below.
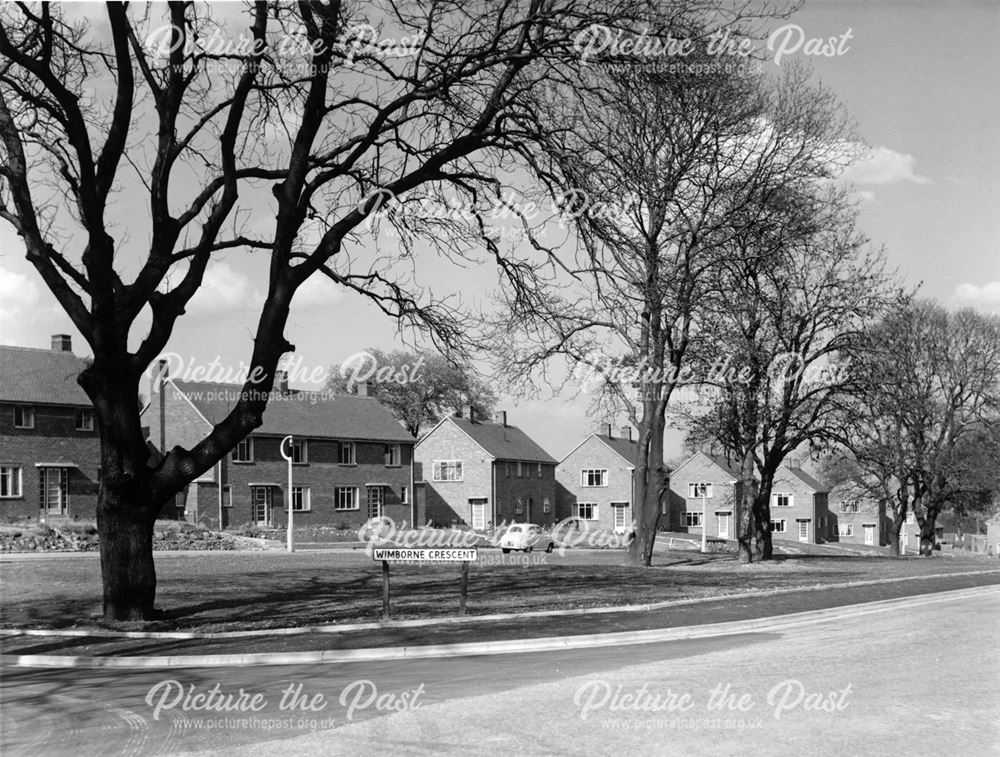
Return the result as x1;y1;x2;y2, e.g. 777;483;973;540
0;335;913;548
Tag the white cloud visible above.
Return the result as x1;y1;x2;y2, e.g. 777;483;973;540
841;146;931;186
292;273;344;309
955;282;1000;304
0;264;41;341
186;262;263;314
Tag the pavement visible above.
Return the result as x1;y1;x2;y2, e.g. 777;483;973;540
2;587;997;756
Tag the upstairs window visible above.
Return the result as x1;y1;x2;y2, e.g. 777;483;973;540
338;442;356;465
75;409;95;431
290;439;308;464
840;500;860;514
432;460;463;482
13;406;34;429
688;482;712;498
384;444;401;466
581;469;608;487
232;438;253;463
773;493;793;508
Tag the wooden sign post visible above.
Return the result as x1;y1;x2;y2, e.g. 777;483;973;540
372;547;479;620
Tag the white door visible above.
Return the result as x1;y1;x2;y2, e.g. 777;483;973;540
798;520;809;542
470;500;486;530
367;486;384;519
42;468;67;514
612;503;630;533
251;486;271;526
864;524;875;545
718;513;730;539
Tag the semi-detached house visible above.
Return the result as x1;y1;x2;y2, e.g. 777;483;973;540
556;425;639;533
415;409;557;529
142;363;415;529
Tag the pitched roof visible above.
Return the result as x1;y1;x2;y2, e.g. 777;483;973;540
596;434;639;465
448;416;557;464
0;345;91;406
171;380;414;442
780;465;827;493
672;451;742;480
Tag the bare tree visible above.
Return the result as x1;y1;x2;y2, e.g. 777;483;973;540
678;185;897;561
0;0;704;619
493;50;857;566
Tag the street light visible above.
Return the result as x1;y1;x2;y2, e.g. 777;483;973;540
281;434;295;553
701;486;708;554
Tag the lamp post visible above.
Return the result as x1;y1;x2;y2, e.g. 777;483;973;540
701;487;708;553
281;435;295;553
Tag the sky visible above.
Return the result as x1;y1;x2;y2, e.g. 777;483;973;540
1;0;998;463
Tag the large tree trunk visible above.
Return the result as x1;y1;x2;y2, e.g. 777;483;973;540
918;507;940;557
627;411;666;567
753;478;774;560
97;493;158;620
888;507;904;557
736;450;756;564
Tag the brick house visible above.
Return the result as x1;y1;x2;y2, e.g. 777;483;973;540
768;465;830;545
667;452;744;539
415;409;557;529
556;425;638;533
0;335;100;522
826;483;890;546
142;365;415;529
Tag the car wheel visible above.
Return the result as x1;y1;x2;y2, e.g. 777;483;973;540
502;548;510;554
546;542;554;553
525;545;533;553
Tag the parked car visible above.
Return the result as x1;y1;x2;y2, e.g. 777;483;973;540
499;523;554;553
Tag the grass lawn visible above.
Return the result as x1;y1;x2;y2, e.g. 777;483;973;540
1;545;997;633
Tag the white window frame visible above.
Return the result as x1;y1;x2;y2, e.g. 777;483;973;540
537;462;543;479
401;485;409;504
335;486;359;511
250;485;272;525
773;493;793;508
838;524;854;537
770;519;787;533
581;469;608;487
222;484;233;507
13;406;34;429
517;461;524;478
840;501;860;514
688;482;712;498
290;439;308;464
0;465;22;498
384;444;401;466
515;497;523;515
573;502;598;520
338;441;356;465
684;511;703;528
232;437;254;463
542;496;551;514
432;459;463;482
75;408;95;431
290;485;311;512
367;486;384;519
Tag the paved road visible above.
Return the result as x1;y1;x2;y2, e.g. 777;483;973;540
2;588;997;756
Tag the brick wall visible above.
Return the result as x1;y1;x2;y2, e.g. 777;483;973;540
827;492;889;546
556;436;634;531
493;460;557;527
416;419;494;527
0;402;100;521
668;454;741;538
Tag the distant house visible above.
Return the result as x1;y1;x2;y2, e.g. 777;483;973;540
826;484;891;546
986;514;1000;558
142;363;415;529
767;464;830;545
667;452;744;540
414;409;557;529
556;425;638;533
0;335;100;522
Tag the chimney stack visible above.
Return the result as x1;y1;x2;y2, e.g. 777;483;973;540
619;426;632;441
50;334;72;353
605;422;613;438
275;369;289;394
462;404;474;422
154;359;168;454
500;410;508;427
356;381;372;397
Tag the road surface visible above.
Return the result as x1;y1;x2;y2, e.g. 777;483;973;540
1;589;997;756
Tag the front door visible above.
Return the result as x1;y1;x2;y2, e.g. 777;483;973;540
41;468;67;515
367;486;384;519
798;520;809;542
469;499;487;530
612;503;630;533
251;486;271;526
864;524;875;545
718;513;730;539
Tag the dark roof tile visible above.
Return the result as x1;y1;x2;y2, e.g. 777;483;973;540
0;345;91;406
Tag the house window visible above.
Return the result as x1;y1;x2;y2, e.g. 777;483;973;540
290;439;308;464
688;482;712;498
574;502;598;520
335;486;358;511
75;409;95;431
232;437;253;463
291;486;311;512
773;493;792;508
505;462;510;478
384;444;401;466
838;524;854;537
840;500;860;514
515;497;523;515
581;469;608;487
0;466;22;498
13;406;34;429
432;460;463;481
401;486;409;504
537;463;543;479
770;519;787;533
222;485;232;507
685;512;702;528
517;461;524;478
542;496;551;513
338;442;356;465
